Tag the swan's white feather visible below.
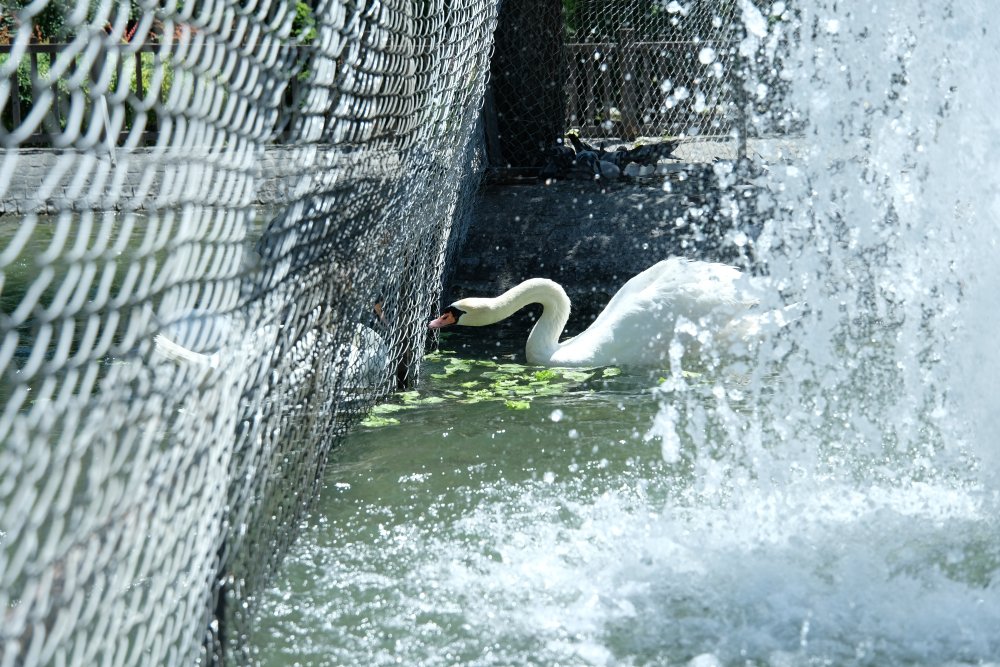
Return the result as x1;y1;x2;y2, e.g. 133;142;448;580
437;258;791;368
555;259;761;366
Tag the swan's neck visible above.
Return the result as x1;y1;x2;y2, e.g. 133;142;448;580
476;279;570;364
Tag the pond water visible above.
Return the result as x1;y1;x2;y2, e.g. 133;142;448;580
0;208;272;409
247;3;1000;654
249;334;1000;667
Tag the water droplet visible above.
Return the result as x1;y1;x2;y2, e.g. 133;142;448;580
665;1;688;15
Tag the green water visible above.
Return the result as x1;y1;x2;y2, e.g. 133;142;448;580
5;214;997;667
249;343;1000;667
250;351;676;666
0;209;270;407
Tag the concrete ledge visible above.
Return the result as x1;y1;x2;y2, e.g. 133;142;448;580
0;145;364;216
0;138;799;217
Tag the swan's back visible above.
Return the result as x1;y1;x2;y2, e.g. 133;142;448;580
552;258;761;367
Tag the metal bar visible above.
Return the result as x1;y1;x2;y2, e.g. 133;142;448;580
0;42;164;147
563;39;736;139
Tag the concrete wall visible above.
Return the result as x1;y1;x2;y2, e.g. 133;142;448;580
443;138;802;330
446;176;741;334
0;146;308;216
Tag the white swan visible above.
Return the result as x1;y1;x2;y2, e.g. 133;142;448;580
429;258;796;368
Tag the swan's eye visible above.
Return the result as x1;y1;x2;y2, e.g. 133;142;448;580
445;305;467;322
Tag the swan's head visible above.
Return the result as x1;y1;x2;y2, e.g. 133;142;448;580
429;298;501;329
428;305;464;329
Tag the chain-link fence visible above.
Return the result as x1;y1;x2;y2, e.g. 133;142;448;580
563;0;742;139
1;0;495;663
486;0;791;174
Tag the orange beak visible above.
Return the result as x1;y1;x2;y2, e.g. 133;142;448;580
428;311;457;329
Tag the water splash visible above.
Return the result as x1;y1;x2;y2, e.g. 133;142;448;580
253;3;1000;665
652;0;1000;492
641;2;1000;661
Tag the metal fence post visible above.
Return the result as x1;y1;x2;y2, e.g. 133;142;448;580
617;27;640;141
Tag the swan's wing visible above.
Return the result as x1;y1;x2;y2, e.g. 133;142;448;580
589;258;756;331
585;259;680;332
554;259;762;366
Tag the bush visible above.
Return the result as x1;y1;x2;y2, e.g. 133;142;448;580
1;52;62;135
1;0;143;43
2;0;72;41
1;48;174;144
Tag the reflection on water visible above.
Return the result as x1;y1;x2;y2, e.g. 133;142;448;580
0;208;271;418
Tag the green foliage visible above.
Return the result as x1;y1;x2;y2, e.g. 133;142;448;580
562;0;579;38
359;352;619;429
140;51;173;103
289;1;317;83
1;47;173;141
18;0;71;40
0;51;67;133
0;0;144;41
292;1;317;44
1;0;172;138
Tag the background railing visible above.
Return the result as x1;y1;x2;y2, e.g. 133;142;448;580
0;41;163;147
483;0;749;175
4;38;740;148
565;37;736;138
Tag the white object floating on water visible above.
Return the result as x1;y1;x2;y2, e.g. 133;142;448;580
154;310;388;388
428;258;797;369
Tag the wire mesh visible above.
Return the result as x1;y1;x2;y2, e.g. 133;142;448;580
0;0;790;663
484;0;757;175
0;0;496;663
564;0;743;139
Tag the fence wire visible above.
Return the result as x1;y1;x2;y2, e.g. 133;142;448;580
0;0;787;663
564;0;743;139
0;0;496;663
485;0;764;175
